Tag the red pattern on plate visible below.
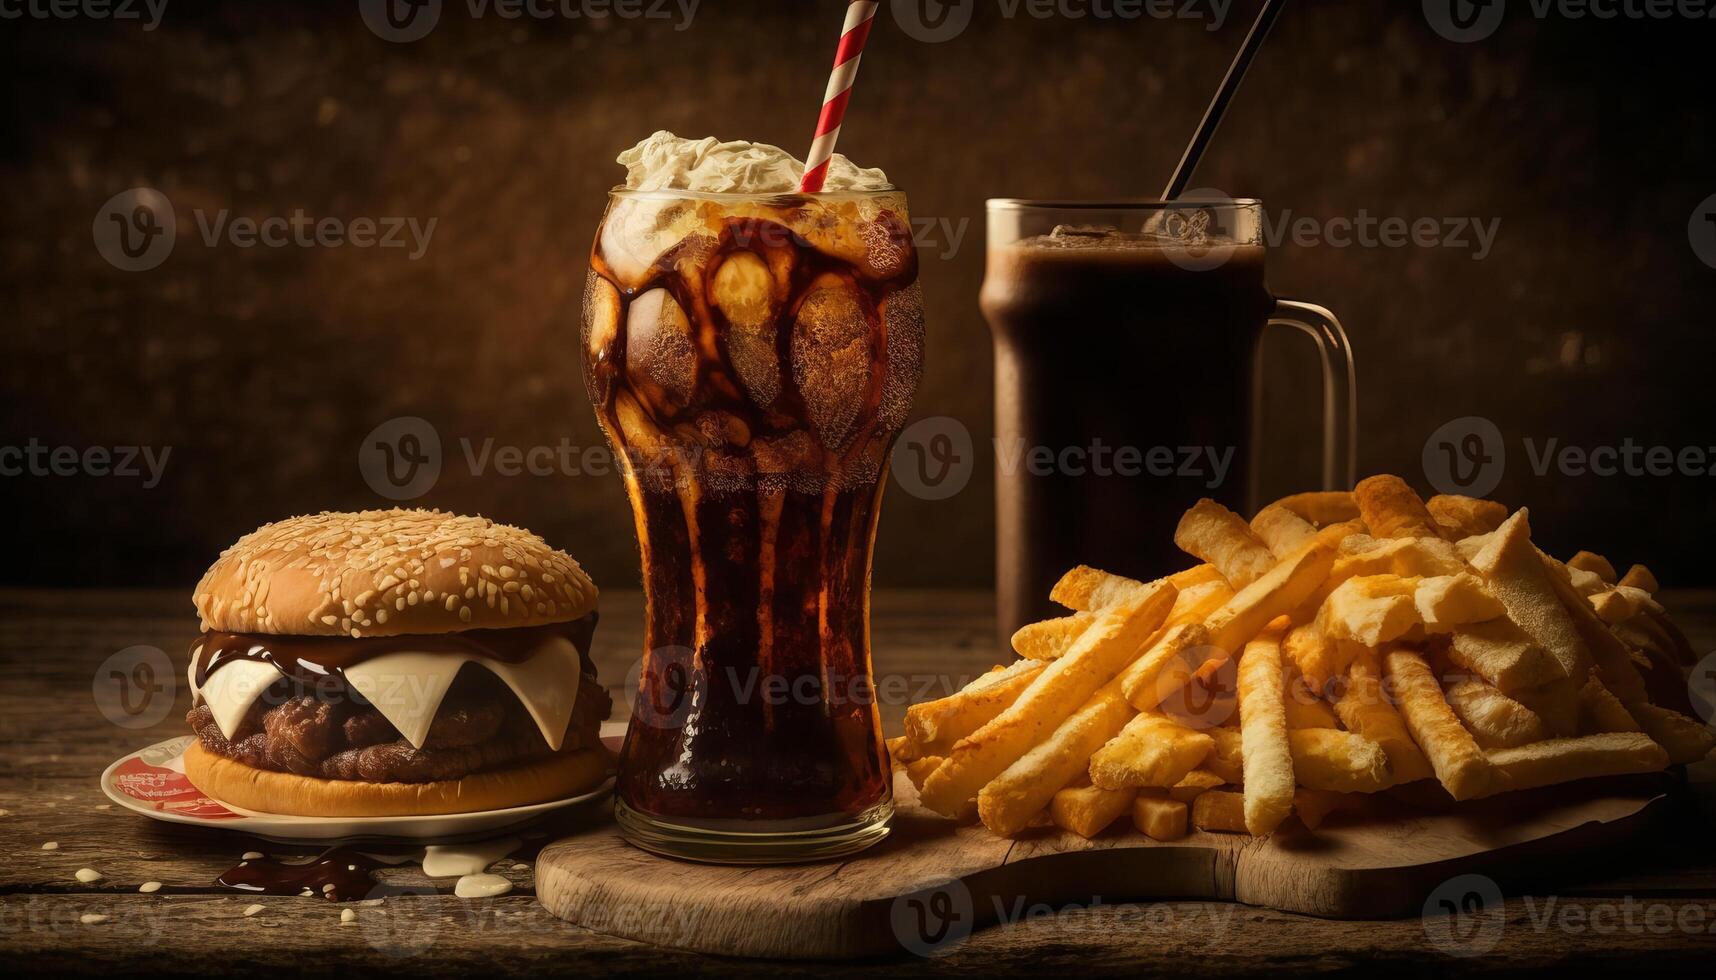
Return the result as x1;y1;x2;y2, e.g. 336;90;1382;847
112;755;240;820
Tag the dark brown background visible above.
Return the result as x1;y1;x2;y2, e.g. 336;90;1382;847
2;0;1713;591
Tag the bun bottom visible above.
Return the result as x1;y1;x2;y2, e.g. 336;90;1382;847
184;740;614;817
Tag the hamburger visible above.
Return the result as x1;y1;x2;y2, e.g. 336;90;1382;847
182;509;612;816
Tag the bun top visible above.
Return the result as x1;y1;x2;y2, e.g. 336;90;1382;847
194;510;598;638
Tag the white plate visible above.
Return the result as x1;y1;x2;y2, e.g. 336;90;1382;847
101;735;617;844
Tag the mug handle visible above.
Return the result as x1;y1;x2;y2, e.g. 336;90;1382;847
1250;299;1358;506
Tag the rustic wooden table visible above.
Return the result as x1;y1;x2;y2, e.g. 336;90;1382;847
4;588;1715;975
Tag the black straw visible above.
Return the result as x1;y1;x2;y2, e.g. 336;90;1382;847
1162;0;1286;201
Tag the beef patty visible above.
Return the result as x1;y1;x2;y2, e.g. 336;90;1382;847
188;666;611;783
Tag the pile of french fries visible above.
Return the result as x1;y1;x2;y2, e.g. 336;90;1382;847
891;475;1715;841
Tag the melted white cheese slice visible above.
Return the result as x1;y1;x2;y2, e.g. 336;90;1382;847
198;659;287;742
191;635;583;751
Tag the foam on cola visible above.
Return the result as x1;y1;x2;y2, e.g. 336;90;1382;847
584;184;923;830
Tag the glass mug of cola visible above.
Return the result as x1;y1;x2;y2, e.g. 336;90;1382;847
981;199;1357;643
583;186;923;862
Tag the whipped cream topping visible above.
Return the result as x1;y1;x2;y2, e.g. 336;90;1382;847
617;130;891;194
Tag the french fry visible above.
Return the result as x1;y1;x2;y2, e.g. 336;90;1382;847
1284;690;1342;730
1119;623;1210;712
1589;587;1656;625
1169;769;1226;802
905;659;1045;749
1191;789;1249;833
1288;728;1391;793
1441;677;1550;749
1237;627;1295;835
1165;579;1235;627
1355;474;1441;540
1427;493;1509;539
1011;612;1096;661
1567;550;1618;584
1050;565;1151;611
1537;549;1650;705
1169;564;1228;589
1131;795;1189;840
1175;499;1278;589
1469;510;1593;685
1578;677;1642;734
978;680;1135;836
1088;714;1215;790
1629;703;1716;765
1251;503;1318;558
888;735;922;764
1384;645;1492;800
1476;733;1669;797
1293;788;1369;830
1203;726;1245;785
902;754;944;792
1331;535;1468;582
1617;564;1659;593
1270;491;1360;527
1415;573;1506;632
1446;618;1563;693
1205;542;1338;655
920;583;1176;816
1050;780;1138;839
1508;677;1581;738
1336;647;1434;784
1283;621;1343;692
1317;575;1420;647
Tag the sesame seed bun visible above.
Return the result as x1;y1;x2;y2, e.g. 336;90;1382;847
183;740;614;816
193;510;598;638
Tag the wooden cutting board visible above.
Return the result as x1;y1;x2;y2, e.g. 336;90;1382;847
535;771;1673;959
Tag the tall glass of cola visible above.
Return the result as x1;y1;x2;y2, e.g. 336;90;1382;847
583;186;923;862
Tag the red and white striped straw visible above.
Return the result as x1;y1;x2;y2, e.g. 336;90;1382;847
799;1;879;193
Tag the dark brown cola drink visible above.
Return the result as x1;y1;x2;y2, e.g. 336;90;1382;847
583;188;923;862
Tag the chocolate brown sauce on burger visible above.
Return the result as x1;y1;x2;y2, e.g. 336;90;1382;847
191;613;598;689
